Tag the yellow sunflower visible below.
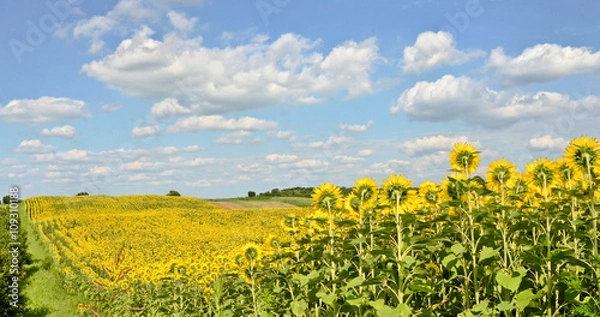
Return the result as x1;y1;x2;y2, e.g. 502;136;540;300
343;192;362;221
240;242;263;263
524;158;558;198
380;174;417;214
564;135;600;176
418;181;441;207
485;158;518;192
555;158;583;189
353;177;379;203
449;142;480;176
311;182;343;211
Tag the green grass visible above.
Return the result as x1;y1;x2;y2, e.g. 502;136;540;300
208;196;312;207
21;205;84;317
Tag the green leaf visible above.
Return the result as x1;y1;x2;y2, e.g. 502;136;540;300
496;301;514;312
316;291;337;307
451;243;465;255
442;253;457;269
495;270;522;292
515;289;535;311
369;299;386;310
479;246;498;262
344;276;365;290
291;299;307;317
346;296;364;307
471;300;490;313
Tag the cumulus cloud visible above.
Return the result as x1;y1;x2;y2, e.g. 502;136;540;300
82;29;380;115
357;149;374;157
41;125;77;138
402;31;485;73
270;130;296;142
166;115;278;133
280;159;329;169
333;155;365;163
131;125;160;138
167;11;198;33
486;43;600;86
391;75;600;128
100;104;124;112
215;131;256;144
366;159;410;175
339;120;375;133
15;139;56;154
400;135;475;156
265;154;298;163
528;135;568;151
0;97;90;124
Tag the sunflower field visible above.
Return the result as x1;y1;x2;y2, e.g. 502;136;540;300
25;135;600;317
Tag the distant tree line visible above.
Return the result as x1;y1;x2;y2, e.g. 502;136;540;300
249;186;353;198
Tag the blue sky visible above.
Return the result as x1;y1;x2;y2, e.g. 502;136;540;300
2;0;600;198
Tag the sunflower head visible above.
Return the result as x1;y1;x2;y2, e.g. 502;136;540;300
418;181;440;207
485;158;518;192
311;182;343;211
344;192;361;214
555;158;584;189
524;158;558;195
449;142;480;176
353;177;379;203
241;243;262;263
564;135;600;174
380;174;416;213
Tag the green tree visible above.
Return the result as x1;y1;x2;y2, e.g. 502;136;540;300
2;195;9;205
248;191;256;198
166;190;181;197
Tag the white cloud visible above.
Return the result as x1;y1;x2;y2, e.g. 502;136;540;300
293;135;350;150
486;43;600;86
73;0;164;53
122;160;167;171
0;97;90;124
402;31;485;73
35;149;89;162
333;155;365;163
151;98;192;119
265;154;298;163
280;159;329;169
167;11;198;33
367;159;410;175
400;135;474;156
86;166;112;176
166;115;278;133
100;104;124;112
339;120;375;133
185;179;212;187
357;149;374;157
131;125;160;138
215;131;255;144
528;135;568;151
41;125;77;138
391;75;600;128
15;139;56;154
82;29;380;114
272;130;296;142
237;163;271;173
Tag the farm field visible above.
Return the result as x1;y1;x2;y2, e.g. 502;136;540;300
19;136;600;317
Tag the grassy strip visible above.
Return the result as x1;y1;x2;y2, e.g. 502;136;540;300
20;205;85;317
208;196;312;207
